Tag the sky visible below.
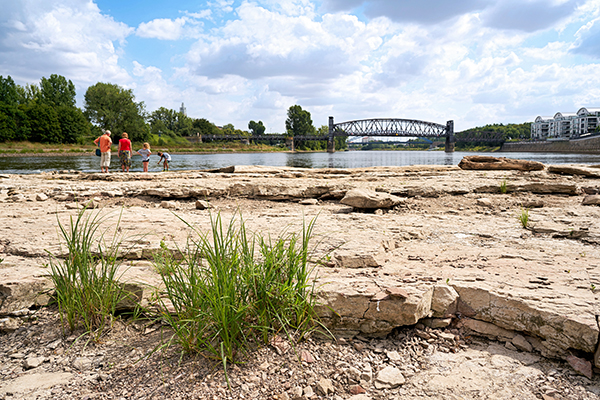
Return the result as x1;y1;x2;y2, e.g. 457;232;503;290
1;0;600;133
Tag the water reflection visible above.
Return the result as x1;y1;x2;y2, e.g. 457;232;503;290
2;150;600;174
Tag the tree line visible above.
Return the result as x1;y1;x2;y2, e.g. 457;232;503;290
0;73;347;150
455;122;532;149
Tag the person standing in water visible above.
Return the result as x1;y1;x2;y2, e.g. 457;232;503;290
118;132;132;172
137;143;151;172
93;130;112;173
157;151;171;171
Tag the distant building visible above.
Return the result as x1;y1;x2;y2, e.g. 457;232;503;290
179;102;187;116
532;107;600;140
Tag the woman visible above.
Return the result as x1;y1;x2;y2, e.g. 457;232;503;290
118;132;132;172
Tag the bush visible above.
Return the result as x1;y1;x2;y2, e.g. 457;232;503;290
155;212;321;366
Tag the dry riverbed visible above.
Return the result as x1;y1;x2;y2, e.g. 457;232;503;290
1;163;600;399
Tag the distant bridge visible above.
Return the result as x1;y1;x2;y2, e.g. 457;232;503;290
189;117;506;153
327;117;455;152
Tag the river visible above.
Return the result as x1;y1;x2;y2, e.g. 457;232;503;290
2;151;600;174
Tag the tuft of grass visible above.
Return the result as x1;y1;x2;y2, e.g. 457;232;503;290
499;178;508;194
46;208;132;340
155;212;321;367
518;207;530;228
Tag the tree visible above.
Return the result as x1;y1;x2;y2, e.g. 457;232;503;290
0;75;18;106
84;82;149;142
40;74;76;107
285;105;315;137
16;83;41;105
222;123;235;135
248;120;266;135
192;118;221;136
56;106;90;144
149;107;176;137
24;102;61;143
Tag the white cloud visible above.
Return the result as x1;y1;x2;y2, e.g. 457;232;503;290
136;17;187;40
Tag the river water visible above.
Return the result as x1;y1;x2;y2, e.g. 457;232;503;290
1;151;600;174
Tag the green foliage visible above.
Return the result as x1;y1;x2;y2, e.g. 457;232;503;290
518;207;530;228
286;105;315;137
24;102;62;143
499;178;508;194
0;75;19;106
57;105;91;144
46;208;131;340
40;74;76;108
248;120;266;135
192;118;221;136
456;122;532;149
149;107;194;138
84;82;149;142
156;212;321;365
16;83;41;105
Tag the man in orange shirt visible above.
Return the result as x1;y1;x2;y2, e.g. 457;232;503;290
94;130;112;173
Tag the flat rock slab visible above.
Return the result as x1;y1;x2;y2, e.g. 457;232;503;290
1;165;600;368
0;372;73;398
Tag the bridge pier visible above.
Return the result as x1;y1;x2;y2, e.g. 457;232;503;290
445;120;455;153
327;116;335;153
285;137;295;152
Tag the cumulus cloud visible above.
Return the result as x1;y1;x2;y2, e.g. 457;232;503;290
0;0;133;89
481;0;579;32
136;17;187;40
571;17;600;58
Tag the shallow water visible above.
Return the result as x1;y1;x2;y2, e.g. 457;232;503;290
1;150;600;174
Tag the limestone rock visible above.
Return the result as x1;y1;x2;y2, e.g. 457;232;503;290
340;188;403;209
454;285;599;355
582;195;600;206
476;198;493;208
512;334;533;352
160;201;177;209
23;356;44;369
431;285;458;318
595;340;600;369
459;318;515;341
0;317;20;332
421;317;452;329
73;357;93;371
299;198;318;205
374;366;405;389
458;156;544;171
316;277;433;337
548;164;600;178
195;200;210;210
315;378;335;395
566;355;593;379
0;277;53;315
35;193;48;201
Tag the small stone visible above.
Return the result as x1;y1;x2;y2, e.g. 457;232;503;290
36;193;48;201
161;201;177;209
300;350;315;363
299;199;318;205
23;356;44;369
476;198;493;207
512;334;533;352
385;287;409;298
195;200;210;210
348;395;372;400
386;350;402;361
0;317;20;332
316;378;335;395
65;202;82;210
566;355;593;379
505;341;518;351
73;357;93;371
303;385;314;397
349;385;366;395
374;366;405;389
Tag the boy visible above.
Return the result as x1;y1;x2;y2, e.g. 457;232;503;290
157;151;171;171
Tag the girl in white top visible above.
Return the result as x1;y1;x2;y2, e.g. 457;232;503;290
137;143;151;172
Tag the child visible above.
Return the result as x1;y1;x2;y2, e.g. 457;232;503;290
157;151;171;171
137;143;151;172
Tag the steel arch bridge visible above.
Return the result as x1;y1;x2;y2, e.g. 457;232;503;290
327;116;455;153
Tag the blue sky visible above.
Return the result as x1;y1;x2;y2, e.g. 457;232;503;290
1;0;600;132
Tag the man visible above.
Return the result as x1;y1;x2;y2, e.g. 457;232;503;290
94;130;112;173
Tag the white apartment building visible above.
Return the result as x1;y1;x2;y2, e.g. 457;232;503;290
531;107;600;140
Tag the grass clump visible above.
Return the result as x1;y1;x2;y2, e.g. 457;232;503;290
155;212;320;366
46;208;131;340
499;178;508;194
518;207;530;228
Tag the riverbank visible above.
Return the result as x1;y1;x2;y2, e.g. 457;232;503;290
1;164;600;398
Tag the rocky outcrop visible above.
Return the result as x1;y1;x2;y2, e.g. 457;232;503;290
548;164;600;178
340;188;404;209
459;156;545;171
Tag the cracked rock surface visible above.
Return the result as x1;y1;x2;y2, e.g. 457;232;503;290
1;164;600;398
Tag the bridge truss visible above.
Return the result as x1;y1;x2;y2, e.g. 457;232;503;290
332;118;448;138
